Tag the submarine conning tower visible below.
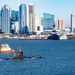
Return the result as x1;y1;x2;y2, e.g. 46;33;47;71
12;51;24;59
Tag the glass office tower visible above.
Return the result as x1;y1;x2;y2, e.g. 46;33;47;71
0;11;1;32
43;13;54;30
19;4;27;34
1;5;11;34
11;10;19;34
11;10;18;21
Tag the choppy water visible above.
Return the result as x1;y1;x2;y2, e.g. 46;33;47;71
0;39;75;75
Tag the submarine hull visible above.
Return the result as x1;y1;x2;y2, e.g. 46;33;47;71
3;55;42;60
2;52;42;60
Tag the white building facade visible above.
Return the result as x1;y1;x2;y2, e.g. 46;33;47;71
27;4;35;34
71;13;75;32
35;16;43;35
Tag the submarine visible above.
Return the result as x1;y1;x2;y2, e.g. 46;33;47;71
10;52;42;60
3;48;42;60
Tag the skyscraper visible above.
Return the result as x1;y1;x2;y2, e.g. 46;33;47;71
11;10;19;34
11;10;18;21
27;4;35;34
0;11;1;31
58;18;65;30
1;5;11;34
19;4;27;34
43;13;54;30
71;13;75;32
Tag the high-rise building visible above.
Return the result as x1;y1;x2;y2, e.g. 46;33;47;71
1;5;11;34
19;4;27;34
0;11;1;31
58;18;65;30
14;22;19;34
11;10;19;33
43;13;55;30
11;10;18;21
71;13;75;32
11;21;19;34
27;4;35;34
35;16;43;35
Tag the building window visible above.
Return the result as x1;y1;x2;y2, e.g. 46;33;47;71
37;26;40;31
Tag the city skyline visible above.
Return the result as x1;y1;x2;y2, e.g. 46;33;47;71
0;0;75;27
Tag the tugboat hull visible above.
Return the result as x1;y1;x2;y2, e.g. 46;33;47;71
0;49;14;53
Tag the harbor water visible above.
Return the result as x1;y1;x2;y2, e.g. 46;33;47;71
0;39;75;75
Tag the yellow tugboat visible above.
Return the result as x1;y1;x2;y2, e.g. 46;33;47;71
0;44;14;53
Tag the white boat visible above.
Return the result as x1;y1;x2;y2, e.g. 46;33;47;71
60;34;68;40
19;36;25;40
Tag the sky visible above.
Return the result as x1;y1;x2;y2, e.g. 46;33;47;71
0;0;75;27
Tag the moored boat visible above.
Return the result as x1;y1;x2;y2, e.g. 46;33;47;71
60;34;68;40
47;34;59;40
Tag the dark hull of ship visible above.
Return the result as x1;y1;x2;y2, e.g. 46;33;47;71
47;34;59;40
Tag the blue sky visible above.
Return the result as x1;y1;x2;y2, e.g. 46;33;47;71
0;0;75;27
